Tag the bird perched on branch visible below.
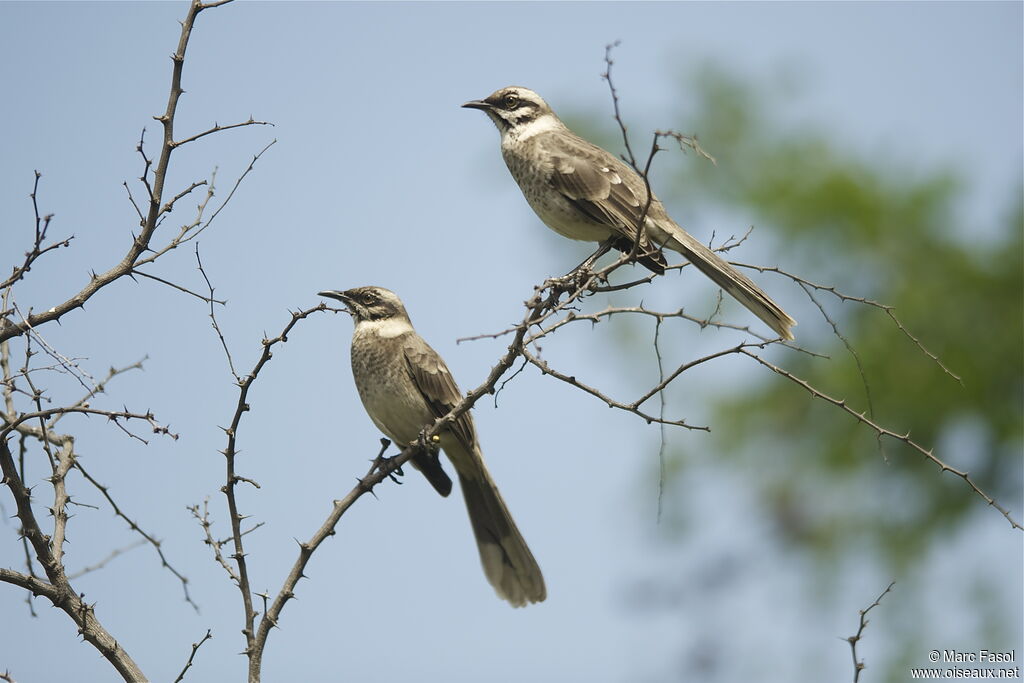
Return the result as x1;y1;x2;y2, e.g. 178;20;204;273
463;86;796;340
319;286;545;607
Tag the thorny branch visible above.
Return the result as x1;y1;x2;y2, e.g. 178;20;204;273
73;460;198;609
66;539;147;580
0;172;73;293
846;581;895;682
2;0;269;679
184;35;1018;683
596;42;1011;530
0;437;147;681
0;0;268;345
738;261;962;384
210;304;328;679
172;629;213;683
741;350;1021;529
189;500;241;583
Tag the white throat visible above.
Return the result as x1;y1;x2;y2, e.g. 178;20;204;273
505;113;563;143
355;317;413;339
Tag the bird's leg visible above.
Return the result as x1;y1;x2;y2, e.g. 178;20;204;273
546;239;616;293
384;462;405;484
573;239;614;274
371;437;407;484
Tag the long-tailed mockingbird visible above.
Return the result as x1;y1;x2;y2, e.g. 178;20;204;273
319;286;545;607
462;86;796;340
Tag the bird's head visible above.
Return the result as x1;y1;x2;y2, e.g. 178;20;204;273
318;286;410;324
462;86;557;137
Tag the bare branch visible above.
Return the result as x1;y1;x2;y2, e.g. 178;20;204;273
160;180;208;217
3;405;177;444
49;357;147;428
0;173;73;291
11;301;96;393
797;280;885;459
741;350;1021;530
520;345;709;431
846;581;895;682
0;438;146;680
135;140;276;270
74;461;198;610
0;0;262;345
655;128;716;165
740;262;963;384
171;118;273;148
602;40;638;168
172;629;213;683
217;304;329;665
189;500;240;583
130;267;224;304
67;540;147;580
196;246;238;381
654;317;668;522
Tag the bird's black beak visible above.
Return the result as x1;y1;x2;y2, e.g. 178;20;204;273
318;290;353;313
461;99;491;111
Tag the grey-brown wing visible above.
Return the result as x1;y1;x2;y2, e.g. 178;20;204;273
546;139;668;270
402;337;477;451
548;152;646;234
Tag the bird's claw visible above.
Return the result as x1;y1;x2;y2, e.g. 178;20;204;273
373;452;405;484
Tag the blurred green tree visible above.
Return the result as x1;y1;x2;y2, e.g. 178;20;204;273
658;64;1022;563
569;62;1022;681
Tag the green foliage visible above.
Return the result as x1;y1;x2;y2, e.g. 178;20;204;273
661;63;1023;566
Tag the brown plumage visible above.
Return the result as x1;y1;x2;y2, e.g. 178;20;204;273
464;86;796;340
320;286;546;607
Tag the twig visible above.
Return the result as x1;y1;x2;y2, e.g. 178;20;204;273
652;317;671;521
2;405;177;444
0;0;257;345
196;246;238;381
739;262;962;384
521;345;709;431
797;280;885;459
846;581;895;682
217;305;329;670
131;268;224;304
67;540;147;580
189;500;240;583
171;119;273;148
741;350;1021;530
172;629;213;683
0;438;146;680
49;357;147;428
11;301;96;393
75;461;198;610
0;172;73;291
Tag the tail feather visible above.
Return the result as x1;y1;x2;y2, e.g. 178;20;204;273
663;228;796;340
409;450;453;497
449;447;545;607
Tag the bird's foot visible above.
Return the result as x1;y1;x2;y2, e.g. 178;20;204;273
416;430;441;455
375;455;405;484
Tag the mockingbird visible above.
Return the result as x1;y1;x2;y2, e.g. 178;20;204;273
462;86;796;340
319;286;546;607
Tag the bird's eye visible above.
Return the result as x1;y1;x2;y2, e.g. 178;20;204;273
503;94;519;109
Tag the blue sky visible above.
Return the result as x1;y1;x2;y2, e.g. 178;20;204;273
1;2;1021;682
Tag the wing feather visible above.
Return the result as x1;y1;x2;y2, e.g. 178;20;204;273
402;339;477;451
546;140;668;271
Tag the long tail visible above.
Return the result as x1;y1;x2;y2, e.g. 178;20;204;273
663;226;796;340
448;443;546;607
409;450;453;497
